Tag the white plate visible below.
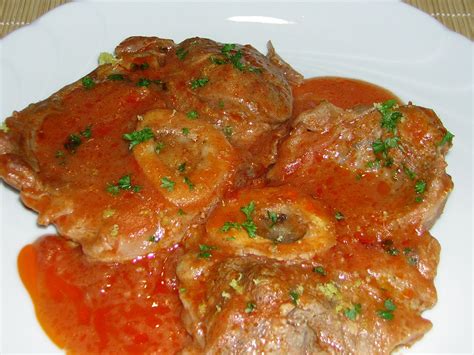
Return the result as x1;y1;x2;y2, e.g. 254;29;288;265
1;0;472;353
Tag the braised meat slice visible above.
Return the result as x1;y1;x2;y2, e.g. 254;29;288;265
268;101;453;238
177;241;437;354
162;37;296;182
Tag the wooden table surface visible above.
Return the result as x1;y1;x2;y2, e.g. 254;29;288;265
0;0;473;40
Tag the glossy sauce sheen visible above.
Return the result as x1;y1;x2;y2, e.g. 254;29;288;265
18;77;400;353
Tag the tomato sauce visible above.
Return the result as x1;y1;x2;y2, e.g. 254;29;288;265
17;76;402;353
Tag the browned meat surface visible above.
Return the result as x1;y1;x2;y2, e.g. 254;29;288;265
268;101;453;237
0;36;295;261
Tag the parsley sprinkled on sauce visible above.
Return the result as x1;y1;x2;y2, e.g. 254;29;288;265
218;100;225;109
160;177;175;192
176;47;189;60
438;131;454;146
177;208;186;216
210;56;227;65
313;266;327;276
182;127;190;136
197;244;215;259
177;162;186;173
289;289;301;305
223;126;233;137
64;134;82;153
82;76;95;89
335;211;345;221
376;99;402;133
221;43;236;53
98;52;118;65
240;201;257;238
221;221;241;232
402;164;416;180
80;125;92;139
344;303;362;321
107;174;141;195
123;127;154;149
414;179;427;202
229;274;244;294
190;77;209;89
184;176;195;190
217;43;262;73
382;239;399;256
377;299;396;320
149;236;160;243
187;110;199;120
137;78;151;87
55;150;65;159
267;211;278;227
155;141;165;154
107;73;125;81
245;301;256;313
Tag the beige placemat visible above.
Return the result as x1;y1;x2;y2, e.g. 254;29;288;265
0;0;472;39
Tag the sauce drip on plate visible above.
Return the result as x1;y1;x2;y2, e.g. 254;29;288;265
17;76;400;354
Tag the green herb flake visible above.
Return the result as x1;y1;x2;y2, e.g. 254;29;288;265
64;134;82;153
221;43;236;53
344;303;362;321
190;77;209;89
187;110;199;120
107;174;141;195
123;127;154;149
402;164;416;180
377;298;396;320
137;78;151;87
149;236;160;243
80;125;92;139
176;47;189;60
98;52;118;65
177;208;186;216
210;56;227;65
267;211;278;227
182;127;190;136
415;180;427;194
377;310;394;320
335;211;345;221
218;100;225;109
81;76;95;89
384;299;396;311
245;301;256;313
155;141;165;153
221;221;241;232
160;177;175;192
184;176;195;190
223;126;233;137
107;73;125;81
177;162;186;173
198;244;215;259
240;201;255;220
376;99;402;133
289;290;300;305
313;266;327;276
438;131;454;146
241;220;257;238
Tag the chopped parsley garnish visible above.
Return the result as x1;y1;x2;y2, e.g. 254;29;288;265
376;99;402;133
176;47;188;60
414;180;427;194
177;162;186;173
241;220;257;238
223;126;233;137
64;134;82;153
335;211;345;221
245;301;256;313
123;127;154;149
55;150;65;159
402;164;416;180
267;211;278;227
221;221;241;232
313;266;327;276
218;100;225;109
377;299;396;320
81;76;95;89
177;208;186;216
149;236;160;243
197;244;215;259
184;176;195;190
137;78;151;87
182;127;190;136
107;174;141;195
107;73;125;81
229;274;244;294
187;110;199;120
190;77;209;89
240;201;255;220
344;303;362;321
221;43;236;53
210;56;227;65
382;239;399;256
155;141;165;153
80;125;92;139
438;131;454;146
289;289;301;305
160;177;175;192
372;136;399;154
218;43;261;73
414;179;427;202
